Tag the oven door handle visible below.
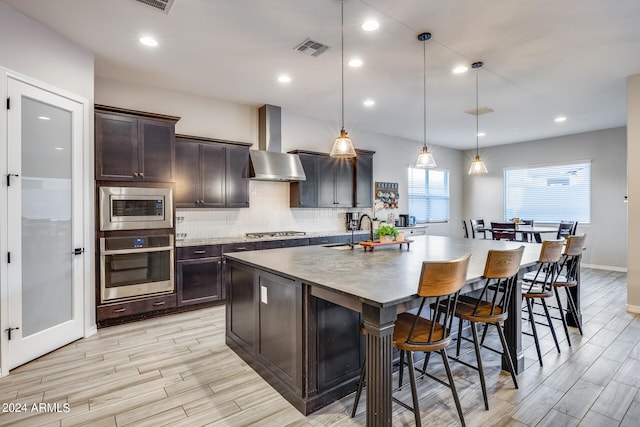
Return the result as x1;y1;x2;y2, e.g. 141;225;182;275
101;245;174;256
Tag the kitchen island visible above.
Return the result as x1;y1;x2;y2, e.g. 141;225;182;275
224;235;541;426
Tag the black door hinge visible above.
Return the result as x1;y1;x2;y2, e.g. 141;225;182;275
7;252;10;263
6;97;10;110
73;248;84;255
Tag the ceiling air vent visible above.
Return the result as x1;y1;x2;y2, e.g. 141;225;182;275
134;0;175;14
465;106;495;116
294;38;330;57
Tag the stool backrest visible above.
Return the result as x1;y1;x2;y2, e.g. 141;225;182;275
490;222;516;241
462;220;469;238
523;240;564;294
407;254;471;346
470;219;485;239
564;234;586;256
470;246;524;320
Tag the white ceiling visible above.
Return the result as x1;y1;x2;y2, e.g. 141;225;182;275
6;0;640;149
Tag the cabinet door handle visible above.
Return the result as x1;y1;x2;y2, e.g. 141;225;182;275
195;200;199;206
152;301;166;306
235;247;246;250
193;250;206;254
139;172;144;178
113;308;126;313
133;173;138;177
200;200;204;204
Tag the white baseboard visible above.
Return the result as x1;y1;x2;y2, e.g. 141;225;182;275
85;324;97;338
582;263;627;272
626;304;640;314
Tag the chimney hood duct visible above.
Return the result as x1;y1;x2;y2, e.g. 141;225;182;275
249;105;306;181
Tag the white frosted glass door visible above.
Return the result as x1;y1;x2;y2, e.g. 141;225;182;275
6;77;84;370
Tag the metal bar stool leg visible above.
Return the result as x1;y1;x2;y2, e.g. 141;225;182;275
541;298;561;353
554;287;572;346
564;287;584;335
496;322;519;389
526;298;543;366
441;348;466;426
420;351;432;378
456;318;464;357
351;360;366;418
406;351;422;427
470;321;489;410
398;350;405;389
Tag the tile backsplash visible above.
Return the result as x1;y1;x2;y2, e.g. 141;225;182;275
176;181;369;239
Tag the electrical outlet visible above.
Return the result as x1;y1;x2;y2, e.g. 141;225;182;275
261;285;268;304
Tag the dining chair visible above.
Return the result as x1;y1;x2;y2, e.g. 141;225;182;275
462;220;469;238
452;246;523;410
521;239;565;366
556;221;576;239
469;219;486;239
352;254;471;426
490;222;516;241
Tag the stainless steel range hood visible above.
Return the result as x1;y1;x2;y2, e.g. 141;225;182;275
249;105;306;181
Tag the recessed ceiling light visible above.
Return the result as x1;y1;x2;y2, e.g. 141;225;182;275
139;36;158;47
555;116;567;123
277;75;291;83
348;58;363;67
477;132;486;137
55;147;64;151
363;99;375;107
38;116;51;120
362;20;379;31
452;66;468;74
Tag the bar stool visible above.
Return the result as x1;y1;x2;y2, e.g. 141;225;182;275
553;234;587;343
452;246;523;410
462;220;470;238
521;239;565;366
352;254;471;426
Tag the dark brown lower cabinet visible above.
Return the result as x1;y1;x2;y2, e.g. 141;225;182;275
176;245;224;306
225;260;363;415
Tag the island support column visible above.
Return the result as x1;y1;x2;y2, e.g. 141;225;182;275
362;304;397;427
503;274;524;373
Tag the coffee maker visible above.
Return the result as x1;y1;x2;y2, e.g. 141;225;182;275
398;214;410;227
346;212;360;231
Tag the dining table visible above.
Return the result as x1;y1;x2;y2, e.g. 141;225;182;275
224;235;545;426
480;224;558;242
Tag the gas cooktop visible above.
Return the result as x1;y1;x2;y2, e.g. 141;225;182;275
245;231;306;239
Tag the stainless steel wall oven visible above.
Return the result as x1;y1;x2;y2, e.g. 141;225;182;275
100;234;174;302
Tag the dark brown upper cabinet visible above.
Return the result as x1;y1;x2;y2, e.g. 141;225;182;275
95;105;179;182
289;149;374;208
175;135;251;208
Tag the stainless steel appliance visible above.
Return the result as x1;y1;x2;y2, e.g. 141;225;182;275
100;235;174;302
346;212;360;231
245;231;306;238
99;186;173;231
398;214;409;227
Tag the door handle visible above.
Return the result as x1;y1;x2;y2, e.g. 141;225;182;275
5;327;19;340
6;174;19;187
73;248;84;255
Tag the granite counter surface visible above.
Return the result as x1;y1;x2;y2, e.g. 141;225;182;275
175;226;429;247
224;235;540;307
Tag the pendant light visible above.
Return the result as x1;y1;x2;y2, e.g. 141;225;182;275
330;0;357;158
468;61;488;175
414;32;437;168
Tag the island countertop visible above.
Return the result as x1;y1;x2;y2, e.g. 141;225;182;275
224;234;541;307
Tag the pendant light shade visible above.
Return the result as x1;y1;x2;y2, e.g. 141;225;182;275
468;61;488;175
330;0;356;158
414;32;437;169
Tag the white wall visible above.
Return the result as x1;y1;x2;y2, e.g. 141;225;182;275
627;75;640;312
464;127;627;269
96;77;465;238
0;1;96;371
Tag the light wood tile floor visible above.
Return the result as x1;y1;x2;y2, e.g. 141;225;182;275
1;268;639;426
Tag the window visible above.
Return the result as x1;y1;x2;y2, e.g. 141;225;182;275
504;161;590;223
407;167;449;222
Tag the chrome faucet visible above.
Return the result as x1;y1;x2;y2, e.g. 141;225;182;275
358;214;374;241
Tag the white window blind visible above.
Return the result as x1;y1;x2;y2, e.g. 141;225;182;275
504;161;591;223
407;167;449;222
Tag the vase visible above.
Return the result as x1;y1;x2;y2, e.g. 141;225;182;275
380;235;393;243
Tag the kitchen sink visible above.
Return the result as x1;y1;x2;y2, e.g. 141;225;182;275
323;243;363;250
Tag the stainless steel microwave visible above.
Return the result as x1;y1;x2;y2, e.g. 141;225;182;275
99;186;173;231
